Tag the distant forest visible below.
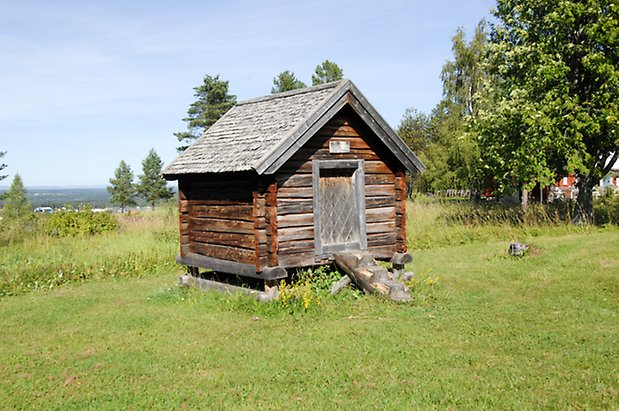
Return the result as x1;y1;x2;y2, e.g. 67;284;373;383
0;187;175;209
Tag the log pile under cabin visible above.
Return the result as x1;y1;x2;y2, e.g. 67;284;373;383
163;80;425;292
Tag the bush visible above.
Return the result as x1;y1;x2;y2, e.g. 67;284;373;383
43;209;119;237
593;190;619;225
0;214;42;246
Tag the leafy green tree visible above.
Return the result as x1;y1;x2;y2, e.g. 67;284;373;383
136;149;174;210
174;74;237;151
476;0;618;222
311;60;344;85
396;108;433;154
0;151;6;181
108;160;136;213
441;21;489;117
272;70;306;93
2;174;31;219
399;23;488;194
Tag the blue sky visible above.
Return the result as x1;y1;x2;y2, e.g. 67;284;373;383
0;0;495;187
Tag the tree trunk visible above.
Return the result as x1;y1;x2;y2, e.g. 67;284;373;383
333;251;412;302
575;176;594;224
521;188;528;210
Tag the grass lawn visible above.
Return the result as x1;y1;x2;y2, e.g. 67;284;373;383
1;227;617;409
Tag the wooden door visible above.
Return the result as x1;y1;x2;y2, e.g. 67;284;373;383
313;160;367;259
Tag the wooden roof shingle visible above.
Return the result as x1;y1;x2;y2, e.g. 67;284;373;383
163;80;424;178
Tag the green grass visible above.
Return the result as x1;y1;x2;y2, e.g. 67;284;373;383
0;202;618;408
407;200;595;250
0;209;178;297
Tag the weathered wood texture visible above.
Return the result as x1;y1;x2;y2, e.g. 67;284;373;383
178;184;190;257
333;251;411;302
265;181;279;267
177;107;409;272
180;174;257;266
395;170;407;253
277;107;405;267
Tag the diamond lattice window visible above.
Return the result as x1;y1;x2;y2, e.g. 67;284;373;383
319;175;359;246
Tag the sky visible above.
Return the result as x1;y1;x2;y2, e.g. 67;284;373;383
0;0;495;187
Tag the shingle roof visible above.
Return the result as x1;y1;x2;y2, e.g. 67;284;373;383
163;79;424;177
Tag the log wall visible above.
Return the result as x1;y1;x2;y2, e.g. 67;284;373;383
275;106;405;267
179;174;257;267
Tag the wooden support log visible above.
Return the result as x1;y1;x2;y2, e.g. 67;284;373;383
333;251;412;302
178;275;277;302
390;252;413;277
330;275;352;295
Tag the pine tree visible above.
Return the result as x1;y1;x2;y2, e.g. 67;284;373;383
271;70;306;93
107;160;136;213
311;60;344;85
136;149;174;210
174;74;237;151
2;174;31;219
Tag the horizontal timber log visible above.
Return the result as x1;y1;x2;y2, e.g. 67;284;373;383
177;253;288;279
191;242;256;264
190;231;255;250
190;217;254;234
278;253;317;268
365;184;395;197
366;221;396;234
366;207;396;223
367;232;397;247
277;199;313;215
278;226;314;241
364;161;394;175
183;179;254;190
277;174;313;188
277;212;314;228
366;196;396;208
365;174;395;185
190;204;254;221
185;191;252;202
279;160;313;174
277;186;313;199
277;239;315;255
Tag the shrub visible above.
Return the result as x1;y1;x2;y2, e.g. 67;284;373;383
43;209;119;237
0;215;41;246
593;190;619;225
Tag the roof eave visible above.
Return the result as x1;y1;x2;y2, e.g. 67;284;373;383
253;79;352;175
253;79;425;175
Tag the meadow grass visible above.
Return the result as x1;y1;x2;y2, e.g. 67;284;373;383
0;208;178;297
0;201;618;408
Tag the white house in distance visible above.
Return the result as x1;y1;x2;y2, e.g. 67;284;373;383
600;158;619;190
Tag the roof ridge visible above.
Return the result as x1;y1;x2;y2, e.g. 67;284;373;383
236;80;345;106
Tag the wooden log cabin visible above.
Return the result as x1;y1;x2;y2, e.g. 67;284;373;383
163;80;425;286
